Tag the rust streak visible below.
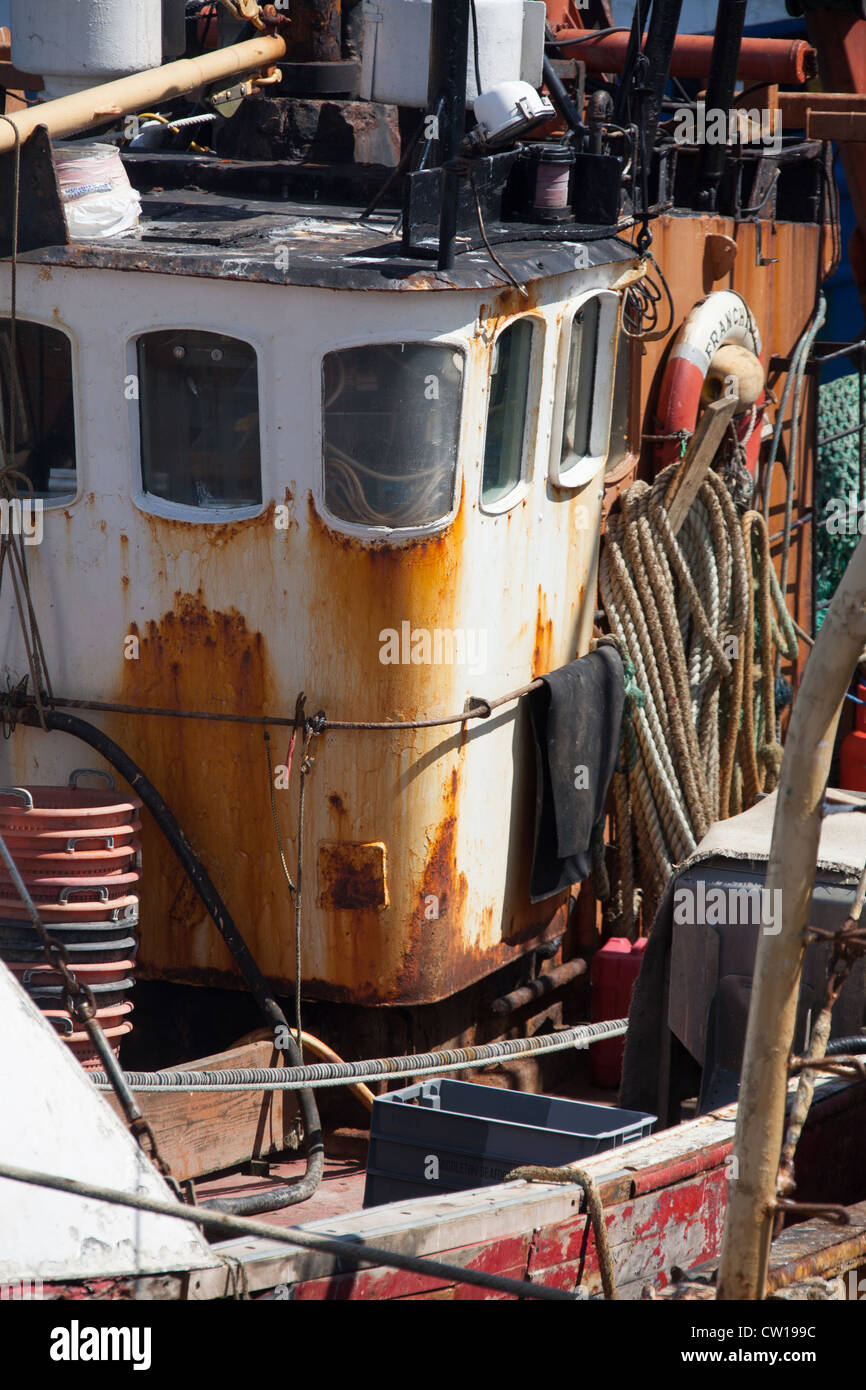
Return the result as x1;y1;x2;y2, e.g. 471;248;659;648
533;586;554;678
114;590;275;983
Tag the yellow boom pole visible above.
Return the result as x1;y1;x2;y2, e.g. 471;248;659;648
0;33;287;153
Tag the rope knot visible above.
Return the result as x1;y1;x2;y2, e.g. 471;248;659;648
757;741;783;773
624;669;645;711
306;710;326;737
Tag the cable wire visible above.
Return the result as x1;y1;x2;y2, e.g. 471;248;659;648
0;1162;583;1301
90;1019;629;1091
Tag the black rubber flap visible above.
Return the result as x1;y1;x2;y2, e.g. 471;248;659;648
528;645;625;902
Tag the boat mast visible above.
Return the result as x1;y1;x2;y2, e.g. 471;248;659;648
717;534;866;1299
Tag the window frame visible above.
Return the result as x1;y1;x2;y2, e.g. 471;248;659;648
604;325;640;484
548;289;621;489
127;326;267;524
0;314;82;510
315;332;468;540
478;313;545;517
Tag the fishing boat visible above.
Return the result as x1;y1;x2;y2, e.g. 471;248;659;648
2;0;866;1308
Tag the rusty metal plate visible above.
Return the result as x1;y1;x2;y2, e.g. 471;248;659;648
317;841;388;911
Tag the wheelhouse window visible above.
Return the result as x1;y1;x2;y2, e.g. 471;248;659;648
606;327;633;476
0;320;76;502
137;330;261;510
322;342;463;528
482;318;534;506
551;291;620;487
561;297;600;465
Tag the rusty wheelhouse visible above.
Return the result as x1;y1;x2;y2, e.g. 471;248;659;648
2;0;865;1311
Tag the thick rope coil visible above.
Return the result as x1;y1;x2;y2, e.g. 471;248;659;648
600;464;751;920
602;467;801;920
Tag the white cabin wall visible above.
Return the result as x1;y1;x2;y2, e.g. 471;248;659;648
0;259;623;1002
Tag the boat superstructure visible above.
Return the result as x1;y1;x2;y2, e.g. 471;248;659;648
1;228;633;1010
0;0;832;1059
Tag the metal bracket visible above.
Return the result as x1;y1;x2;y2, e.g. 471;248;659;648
204;79;257;117
755;221;779;266
0;124;69;258
242;1159;272;1177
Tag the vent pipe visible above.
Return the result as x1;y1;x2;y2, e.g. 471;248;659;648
10;0;163;100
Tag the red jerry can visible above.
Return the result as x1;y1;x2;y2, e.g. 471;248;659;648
590;936;647;1089
840;683;866;794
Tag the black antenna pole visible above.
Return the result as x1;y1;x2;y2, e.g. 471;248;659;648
613;0;652;126
428;0;471;270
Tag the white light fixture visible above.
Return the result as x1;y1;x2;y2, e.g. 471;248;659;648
472;81;554;148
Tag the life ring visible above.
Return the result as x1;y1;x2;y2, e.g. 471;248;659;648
655;290;765;475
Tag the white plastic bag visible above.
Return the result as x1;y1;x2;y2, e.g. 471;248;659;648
54;142;141;240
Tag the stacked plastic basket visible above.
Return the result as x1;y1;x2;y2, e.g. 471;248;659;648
0;771;142;1069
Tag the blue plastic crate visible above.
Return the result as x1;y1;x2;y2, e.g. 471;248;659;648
363;1078;656;1207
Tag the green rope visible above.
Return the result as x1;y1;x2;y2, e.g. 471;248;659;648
592;633;645;775
617;656;646;775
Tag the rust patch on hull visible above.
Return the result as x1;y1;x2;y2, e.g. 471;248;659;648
107;474;578;1004
114;589;277;987
317;840;389;910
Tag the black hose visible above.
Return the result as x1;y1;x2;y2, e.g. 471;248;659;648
15;705;324;1212
695;0;748;211
636;0;684;156
825;1036;866;1055
469;0;482;98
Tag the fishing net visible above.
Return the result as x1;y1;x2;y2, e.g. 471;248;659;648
816;372;862;628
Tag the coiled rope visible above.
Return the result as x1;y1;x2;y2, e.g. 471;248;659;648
600;462;795;931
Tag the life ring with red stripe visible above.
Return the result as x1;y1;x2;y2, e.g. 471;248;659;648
655;290;764;475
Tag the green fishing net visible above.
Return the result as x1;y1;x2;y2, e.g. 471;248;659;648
816;372;862;628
